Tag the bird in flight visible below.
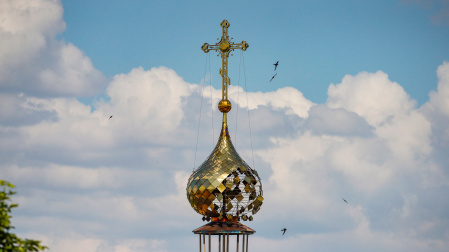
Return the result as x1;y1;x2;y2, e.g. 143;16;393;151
281;228;287;235
342;198;348;204
109;115;113;119
274;61;279;71
270;73;277;82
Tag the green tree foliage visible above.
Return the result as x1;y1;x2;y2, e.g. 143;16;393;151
1;180;48;252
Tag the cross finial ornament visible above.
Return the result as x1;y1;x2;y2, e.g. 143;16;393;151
201;20;249;124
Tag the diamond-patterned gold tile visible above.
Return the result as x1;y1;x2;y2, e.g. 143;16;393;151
211;179;221;188
244;184;250;193
226;202;233;211
236;193;244;202
217;183;226;193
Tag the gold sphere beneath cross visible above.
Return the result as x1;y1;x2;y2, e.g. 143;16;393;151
218;99;232;113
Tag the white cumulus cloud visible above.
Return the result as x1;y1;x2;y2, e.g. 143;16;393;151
0;0;106;97
327;71;416;126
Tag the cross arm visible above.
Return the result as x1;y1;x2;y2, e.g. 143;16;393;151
201;43;219;53
230;41;249;51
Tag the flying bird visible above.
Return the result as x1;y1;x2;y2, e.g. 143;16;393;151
281;228;287;235
270;73;277;82
274;61;279;71
109;115;113;119
342;198;348;204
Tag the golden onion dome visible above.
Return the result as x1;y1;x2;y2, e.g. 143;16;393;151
186;122;263;222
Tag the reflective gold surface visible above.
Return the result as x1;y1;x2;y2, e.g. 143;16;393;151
218;99;232;113
219;41;230;52
186;122;263;221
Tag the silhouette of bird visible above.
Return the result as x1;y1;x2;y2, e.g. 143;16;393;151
342;198;348;204
109;115;113;119
270;73;277;82
274;61;279;71
281;228;287;235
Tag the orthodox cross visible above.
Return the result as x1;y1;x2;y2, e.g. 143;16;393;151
201;20;249;124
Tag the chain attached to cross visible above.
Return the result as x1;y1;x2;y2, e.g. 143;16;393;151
201;20;249;124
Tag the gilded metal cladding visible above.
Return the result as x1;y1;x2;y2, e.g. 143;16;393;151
218;99;232;113
186;123;263;221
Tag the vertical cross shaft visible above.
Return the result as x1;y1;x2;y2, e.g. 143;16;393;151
201;20;249;125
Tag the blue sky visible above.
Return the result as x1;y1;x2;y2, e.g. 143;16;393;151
60;0;449;105
1;0;449;251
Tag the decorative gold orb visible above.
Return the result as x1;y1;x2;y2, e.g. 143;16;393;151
218;99;232;113
219;40;230;52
